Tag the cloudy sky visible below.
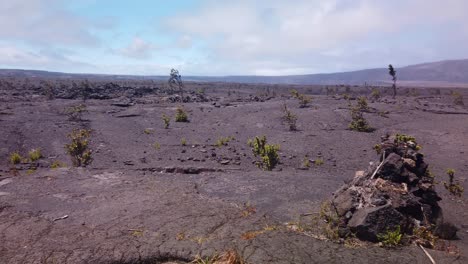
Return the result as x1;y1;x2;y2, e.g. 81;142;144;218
1;0;467;76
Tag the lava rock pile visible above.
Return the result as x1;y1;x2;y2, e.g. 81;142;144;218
331;134;458;242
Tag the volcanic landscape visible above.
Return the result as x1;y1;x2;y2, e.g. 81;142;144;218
0;77;467;264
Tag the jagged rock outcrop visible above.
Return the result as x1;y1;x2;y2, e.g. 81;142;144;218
331;134;457;242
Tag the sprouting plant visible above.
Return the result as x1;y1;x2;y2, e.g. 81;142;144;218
302;157;310;168
370;88;381;100
443;168;464;197
378;226;403;247
290;89;299;98
66;104;87;121
319;201;340;240
282;104;297;131
394;134;416;144
50;160;64;169
215;136;234;147
373;144;382;154
349;105;373;132
28;148;42;162
143;128;153;134
162;114;170;129
175;106;189;122
248;136;280;171
356;96;369;112
298;94;312;108
181;138;187;146
151;141;161;150
314;158;324;166
65;129;92;167
9;151;22;165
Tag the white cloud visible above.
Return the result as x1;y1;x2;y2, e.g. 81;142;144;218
0;0;100;46
165;0;468;75
115;37;156;60
0;44;94;71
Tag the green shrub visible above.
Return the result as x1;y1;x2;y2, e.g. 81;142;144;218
66;104;87;121
248;136;280;170
9;151;22;164
153;142;161;150
314;158;324;166
302;157;310;168
65;129;92;167
162;114;171;129
215;136;234;147
181;138;187;146
349;106;373;132
50;160;64;169
443;168;464;197
378;226;402;247
290;89;299;98
356;96;369;111
282;104;297;131
175;106;189;122
28;148;42;162
370;88;380;100
298;94;312;108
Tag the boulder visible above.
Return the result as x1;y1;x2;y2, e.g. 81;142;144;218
378;153;404;182
434;222;459;240
332;188;358;217
348;204;409;242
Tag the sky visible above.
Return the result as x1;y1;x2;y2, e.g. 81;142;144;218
1;0;468;76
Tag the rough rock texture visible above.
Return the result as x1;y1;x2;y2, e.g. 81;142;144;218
331;134;457;242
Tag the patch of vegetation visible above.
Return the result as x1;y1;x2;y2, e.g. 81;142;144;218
443;168;464;197
50;160;64;169
413;226;438;248
143;128;153;134
162;114;171;129
452;92;464;106
319;201;340;240
349;105;373;132
175;106;189;122
9;151;22;165
181;138;187;146
248;136;280;171
377;226;403;247
298;94;312;108
356;96;369;112
373;144;382;154
215;136;235;147
153;142;161;150
28;148;42;162
240;202;256;217
314;158;324;166
65;129;92;167
26;168;36;175
290;89;299;98
66;104;87;121
370;88;381;100
302;157;310;168
282;104;297;131
290;89;312;108
192;249;245;264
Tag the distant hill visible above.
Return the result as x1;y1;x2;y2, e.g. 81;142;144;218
1;59;468;86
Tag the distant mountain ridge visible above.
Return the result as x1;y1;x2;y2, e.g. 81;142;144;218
1;59;468;86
